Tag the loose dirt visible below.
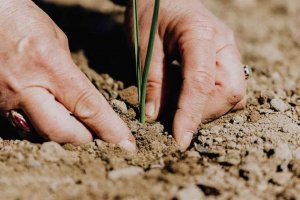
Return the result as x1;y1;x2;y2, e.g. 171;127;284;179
0;0;300;199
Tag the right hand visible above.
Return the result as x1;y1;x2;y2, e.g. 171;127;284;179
0;0;136;151
126;0;246;150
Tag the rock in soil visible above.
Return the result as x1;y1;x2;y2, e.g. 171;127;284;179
111;99;128;114
274;143;293;161
108;167;144;180
40;142;68;162
176;185;204;200
270;98;290;112
119;86;139;106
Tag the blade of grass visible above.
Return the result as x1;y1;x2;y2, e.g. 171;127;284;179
133;0;142;102
139;0;160;123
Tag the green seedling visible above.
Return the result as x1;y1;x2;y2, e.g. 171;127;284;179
133;0;160;123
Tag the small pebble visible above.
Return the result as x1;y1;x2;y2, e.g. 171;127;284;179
176;185;204;200
117;81;124;90
230;115;245;124
119;86;138;106
249;110;261;122
275;143;292;161
213;137;223;143
258;108;274;114
14;152;24;162
281;123;300;134
95;139;105;148
106;77;114;86
227;141;237;149
108;167;144;180
271;172;292;186
150;164;164;169
186;150;201;158
261;90;276;101
292;147;300;159
210;125;222;134
296;106;300;114
40;142;67;162
111;99;128;114
27;159;42;168
270;98;290;112
241;163;263;180
218;152;240;166
112;83;119;91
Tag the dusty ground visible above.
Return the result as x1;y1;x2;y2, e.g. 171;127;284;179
1;0;300;199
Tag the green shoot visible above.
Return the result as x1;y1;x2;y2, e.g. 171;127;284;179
133;0;141;102
133;0;160;123
139;0;160;123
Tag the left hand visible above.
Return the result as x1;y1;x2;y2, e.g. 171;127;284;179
126;0;247;150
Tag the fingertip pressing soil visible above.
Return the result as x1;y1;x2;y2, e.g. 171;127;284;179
1;0;300;199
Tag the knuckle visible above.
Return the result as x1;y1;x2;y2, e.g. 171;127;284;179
197;23;216;40
147;79;162;91
186;71;215;95
73;89;103;120
2;73;23;95
194;19;216;36
20;35;61;66
217;22;235;44
33;39;57;64
17;34;68;72
178;20;216;47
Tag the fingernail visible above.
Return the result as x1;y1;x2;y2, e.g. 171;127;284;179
118;139;136;152
145;102;155;118
178;132;194;151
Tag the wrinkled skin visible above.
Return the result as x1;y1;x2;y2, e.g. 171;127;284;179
0;0;246;151
126;0;246;150
0;0;136;151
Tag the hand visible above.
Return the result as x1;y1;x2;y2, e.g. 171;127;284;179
0;0;136;151
126;0;246;150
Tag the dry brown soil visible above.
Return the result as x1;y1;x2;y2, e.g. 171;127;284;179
1;0;300;199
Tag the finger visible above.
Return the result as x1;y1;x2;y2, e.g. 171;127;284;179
47;50;136;152
202;45;246;120
144;37;166;120
20;88;93;144
173;28;217;150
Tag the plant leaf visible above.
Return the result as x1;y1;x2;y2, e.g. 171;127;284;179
139;0;160;123
133;0;141;102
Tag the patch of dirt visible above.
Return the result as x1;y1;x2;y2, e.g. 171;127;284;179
1;0;300;199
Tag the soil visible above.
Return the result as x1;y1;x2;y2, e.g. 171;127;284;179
1;0;300;199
